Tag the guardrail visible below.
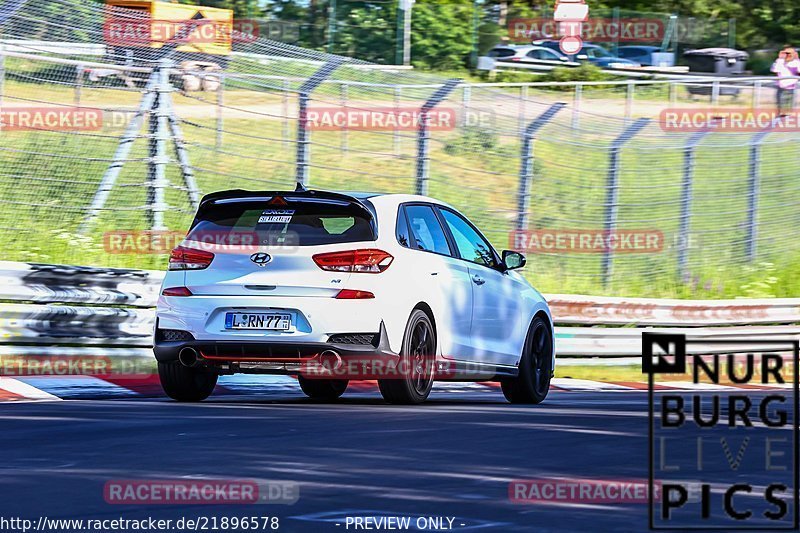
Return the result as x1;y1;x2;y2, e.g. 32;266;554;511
1;261;797;360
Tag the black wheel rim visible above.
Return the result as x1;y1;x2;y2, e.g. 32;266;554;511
408;319;435;395
529;323;552;396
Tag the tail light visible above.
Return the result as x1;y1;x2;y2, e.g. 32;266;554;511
335;289;375;299
169;246;214;270
162;287;193;297
312;249;393;273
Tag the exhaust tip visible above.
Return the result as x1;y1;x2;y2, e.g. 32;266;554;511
319;349;342;370
178;347;199;368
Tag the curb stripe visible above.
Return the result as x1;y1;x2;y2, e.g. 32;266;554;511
0;377;61;400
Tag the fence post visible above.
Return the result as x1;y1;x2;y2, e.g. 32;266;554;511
0;45;5;109
518;85;528;134
75;64;84;107
601;118;650;288
625;81;634;124
711;80;720;105
571;83;582;130
394;85;402;157
462;84;471;118
752;80;762;109
415;79;461;196
516;103;565;230
295;59;343;188
677;129;711;280
746;129;771;262
282;78;290;147
340;82;349;152
669;81;677;107
216;72;224;149
146;60;172;231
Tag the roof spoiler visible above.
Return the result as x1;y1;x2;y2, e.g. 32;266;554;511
197;188;374;218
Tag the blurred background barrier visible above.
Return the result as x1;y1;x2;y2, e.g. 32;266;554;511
1;261;797;360
0;0;799;300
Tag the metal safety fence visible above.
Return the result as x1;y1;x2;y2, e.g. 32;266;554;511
0;0;799;299
2;261;798;360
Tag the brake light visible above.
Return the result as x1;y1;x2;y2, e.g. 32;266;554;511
335;289;375;299
169;246;214;270
312;249;393;273
162;287;193;297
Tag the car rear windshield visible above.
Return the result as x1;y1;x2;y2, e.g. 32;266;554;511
188;197;376;246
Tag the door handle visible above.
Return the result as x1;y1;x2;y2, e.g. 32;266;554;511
472;275;485;285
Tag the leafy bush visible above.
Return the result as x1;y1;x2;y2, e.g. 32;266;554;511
543;63;615;83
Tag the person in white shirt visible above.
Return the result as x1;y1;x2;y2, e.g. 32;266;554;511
771;46;800;113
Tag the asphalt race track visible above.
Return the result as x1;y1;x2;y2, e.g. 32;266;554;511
0;385;787;533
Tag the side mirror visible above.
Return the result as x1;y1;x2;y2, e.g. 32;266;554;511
502;250;526;271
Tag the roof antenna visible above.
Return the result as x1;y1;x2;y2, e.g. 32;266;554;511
295;182;308;192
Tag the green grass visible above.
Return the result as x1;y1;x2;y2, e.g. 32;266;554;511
2;70;799;299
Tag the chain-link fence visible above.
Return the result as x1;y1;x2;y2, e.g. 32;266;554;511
0;0;798;299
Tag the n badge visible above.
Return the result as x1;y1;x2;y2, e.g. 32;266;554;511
642;333;686;374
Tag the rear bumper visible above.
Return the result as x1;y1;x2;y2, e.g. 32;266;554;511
153;321;397;364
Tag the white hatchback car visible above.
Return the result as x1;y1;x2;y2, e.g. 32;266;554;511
154;188;555;404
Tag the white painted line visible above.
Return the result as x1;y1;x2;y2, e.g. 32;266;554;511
551;378;635;391
658;381;739;391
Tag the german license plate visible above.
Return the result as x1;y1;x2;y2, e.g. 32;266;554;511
225;312;291;331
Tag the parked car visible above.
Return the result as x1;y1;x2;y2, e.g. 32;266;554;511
683;48;749;98
154;188;555;405
617;45;675;67
488;44;576;66
536;41;641;68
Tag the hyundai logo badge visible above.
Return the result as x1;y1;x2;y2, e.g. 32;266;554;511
250;252;272;266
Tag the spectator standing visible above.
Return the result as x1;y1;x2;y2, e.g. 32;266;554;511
771;46;800;113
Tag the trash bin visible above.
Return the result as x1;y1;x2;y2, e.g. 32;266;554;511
683;48;749;97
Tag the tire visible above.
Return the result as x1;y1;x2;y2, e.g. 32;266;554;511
379;309;436;405
158;362;218;402
297;375;348;400
501;316;553;404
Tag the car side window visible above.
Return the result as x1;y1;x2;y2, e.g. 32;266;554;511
396;207;412;248
405;205;451;256
439;209;498;268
